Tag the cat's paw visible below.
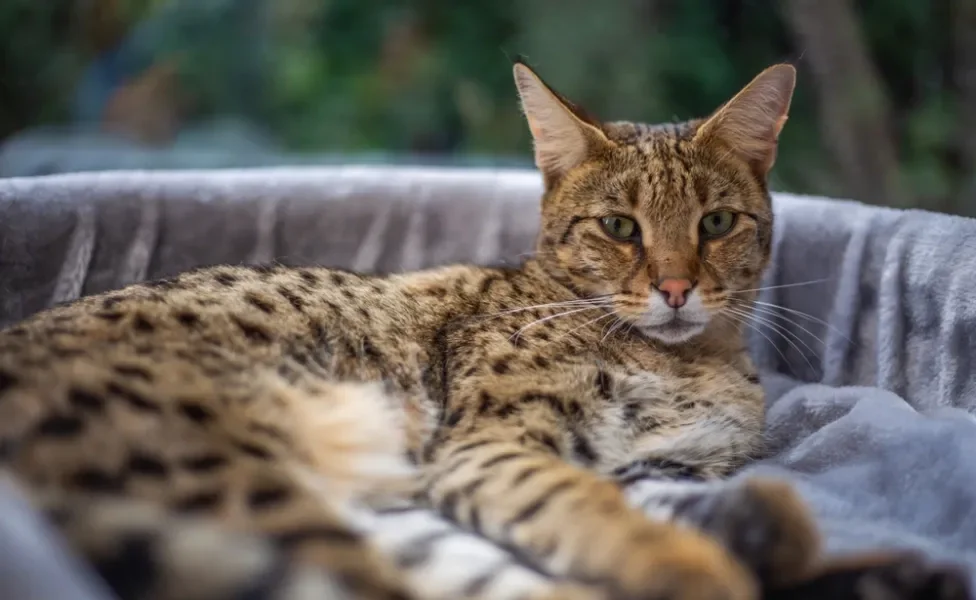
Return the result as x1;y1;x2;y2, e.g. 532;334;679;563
764;551;972;600
674;478;820;587
610;522;759;600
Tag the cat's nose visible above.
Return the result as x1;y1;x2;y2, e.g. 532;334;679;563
655;278;694;308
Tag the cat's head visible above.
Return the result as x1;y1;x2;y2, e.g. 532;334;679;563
514;61;795;345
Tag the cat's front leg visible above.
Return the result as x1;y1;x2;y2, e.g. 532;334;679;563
421;385;757;600
612;371;821;588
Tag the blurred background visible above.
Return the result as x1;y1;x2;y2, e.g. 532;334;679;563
1;0;972;215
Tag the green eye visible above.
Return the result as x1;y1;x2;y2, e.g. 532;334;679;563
700;211;737;237
600;216;639;240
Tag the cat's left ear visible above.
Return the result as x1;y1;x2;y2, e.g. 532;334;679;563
513;60;611;186
694;64;796;177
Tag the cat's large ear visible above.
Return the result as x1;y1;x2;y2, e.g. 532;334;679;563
513;60;611;185
694;64;796;177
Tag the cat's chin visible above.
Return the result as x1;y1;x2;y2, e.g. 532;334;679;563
639;320;707;345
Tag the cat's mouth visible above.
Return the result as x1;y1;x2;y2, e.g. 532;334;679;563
639;313;708;345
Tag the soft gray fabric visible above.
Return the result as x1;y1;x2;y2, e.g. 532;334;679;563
0;480;110;600
1;166;975;594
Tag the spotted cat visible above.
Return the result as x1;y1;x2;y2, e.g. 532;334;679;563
0;61;967;600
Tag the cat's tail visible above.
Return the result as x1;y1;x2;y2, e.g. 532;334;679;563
0;379;427;600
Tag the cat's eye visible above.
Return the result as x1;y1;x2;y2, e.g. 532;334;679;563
700;211;737;238
600;216;639;241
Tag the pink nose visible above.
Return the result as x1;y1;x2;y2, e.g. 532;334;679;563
656;278;693;308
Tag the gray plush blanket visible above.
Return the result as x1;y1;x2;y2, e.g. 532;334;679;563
1;167;975;598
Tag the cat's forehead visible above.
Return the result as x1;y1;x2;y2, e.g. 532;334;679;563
592;121;763;213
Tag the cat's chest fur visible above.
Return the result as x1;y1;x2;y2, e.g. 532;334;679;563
443;293;764;478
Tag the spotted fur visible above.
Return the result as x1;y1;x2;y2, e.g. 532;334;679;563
0;62;967;600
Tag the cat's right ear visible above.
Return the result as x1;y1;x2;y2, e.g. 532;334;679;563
513;61;610;185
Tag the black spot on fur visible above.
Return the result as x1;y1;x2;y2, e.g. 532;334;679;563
96;311;125;322
536;332;550;342
181;454;228;472
36;414;84;437
69;468;124;492
533;356;550;368
214;272;238;286
439;491;460;521
232;318;272;343
329;272;346;286
236;441;273;460
476;392;495;415
512;466;542;485
444;408;465;427
275;525;360;547
173;490;224;512
52;347;86;359
113;364;153;381
511;335;528;348
107;383;161;413
613;458;705;485
101;296;123;309
247;486;292;510
495;403;519;419
520;393;564;416
0;370;17;393
528;431;560;455
570;430;599;465
248;422;288;443
176;311;200;328
492;359;510;374
451;440;496;455
362;337;383;360
480;452;521;469
178;401;214;425
460;477;487;497
144;277;180;289
245;293;276;314
132;315;155;333
299;270;320;286
341;289;355;300
127;453;169;478
93;533;157;600
248;264;279;276
68;388;106;413
567;401;584;419
595;370;614;399
624;401;642;421
277;286;305;311
507;480;576;526
746;373;760;384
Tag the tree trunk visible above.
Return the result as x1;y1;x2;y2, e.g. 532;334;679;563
781;0;907;207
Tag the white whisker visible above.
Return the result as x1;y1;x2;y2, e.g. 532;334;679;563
600;317;628;344
727;278;830;295
559;312;617;341
479;295;613;321
718;311;796;377
723;305;819;375
731;301;832;350
745;299;854;346
510;306;604;341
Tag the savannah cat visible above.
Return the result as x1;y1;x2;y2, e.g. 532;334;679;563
0;61;968;600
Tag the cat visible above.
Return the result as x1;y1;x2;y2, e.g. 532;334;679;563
0;60;966;600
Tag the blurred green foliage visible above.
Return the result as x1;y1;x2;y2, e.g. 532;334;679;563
1;0;973;213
